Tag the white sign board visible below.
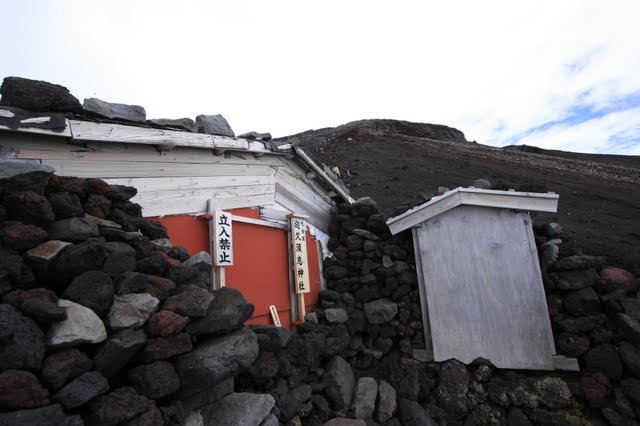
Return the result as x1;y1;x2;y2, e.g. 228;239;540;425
213;210;233;266
290;216;310;294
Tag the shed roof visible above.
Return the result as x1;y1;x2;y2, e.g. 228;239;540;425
386;187;559;234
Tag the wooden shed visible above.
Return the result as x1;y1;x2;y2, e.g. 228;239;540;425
0;106;354;327
386;187;575;370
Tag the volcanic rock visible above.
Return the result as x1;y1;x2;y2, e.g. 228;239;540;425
2;288;66;323
54;240;108;283
563;287;601;315
0;370;49;410
62;270;114;317
145;310;189;337
103;242;137;278
47;299;107;347
41;348;92;390
0;222;48;252
143;333;193;362
351;377;378;419
93;328;147;378
0;304;45;371
48;192;84;219
108;293;159;329
583;344;623;380
53;371;109;409
149;117;197;132
4;190;55;227
364;298;398;324
162;284;214;318
323;355;355;409
144;275;177;301
0;403;82;425
83;97;146;123
197;392;275;426
554;269;599;290
186;287;254;336
196;114;235;137
600;267;639;293
48;217;99;243
85;386;156;425
0;76;81;112
128;361;180;400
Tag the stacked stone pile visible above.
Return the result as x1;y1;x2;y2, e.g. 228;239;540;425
0;162;271;425
537;223;640;424
235;197;639;425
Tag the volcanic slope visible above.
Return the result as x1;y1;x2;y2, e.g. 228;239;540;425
277;119;640;272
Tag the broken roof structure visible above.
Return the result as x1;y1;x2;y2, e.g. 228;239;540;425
387;187;577;371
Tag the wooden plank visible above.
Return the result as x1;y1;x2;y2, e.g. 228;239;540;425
260;206;290;223
275;184;331;233
142;192;275;217
553;355;580;371
0;118;72;138
232;214;288;230
212;136;249;150
105;175;276;193
70;120;216;148
417;205;556;370
412;228;434;361
387;191;462;235
276;168;334;211
42;159;274;178
460;190;558;213
293;146;354;203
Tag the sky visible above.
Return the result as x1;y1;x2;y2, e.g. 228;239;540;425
1;1;639;155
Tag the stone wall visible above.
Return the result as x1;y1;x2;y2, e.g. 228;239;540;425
0;162;270;425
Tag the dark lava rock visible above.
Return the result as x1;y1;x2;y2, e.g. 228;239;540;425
617;313;640;346
574;371;611;407
93;328;147;378
196;114;235;137
162;284;214;318
0;160;54;195
141;274;174;301
246;351;279;382
4;190;55;227
556;332;590;357
128;361;180;400
63;270;114;317
556;313;606;333
435;360;470;420
0;247;35;295
600;267;639;293
583;344;623;380
85;386;156;425
136;254;167;275
618;341;640;378
143;333;193;362
0;222;48;252
55;240;108;283
563;287;601;315
48;217;99;243
0;76;82;112
53;371;109;410
620;299;640;321
107;184;137;202
145;310;189;337
554;269;599;290
508;407;532;426
0;369;49;410
552;255;605;271
114;271;148;294
2;288;66;323
83;98;146;123
323;355;355;409
168;246;190;262
250;324;292;349
47;175;87;199
0;304;44;371
48;192;84;219
175;328;258;392
84;194;111;218
364;298;398;324
164;264;208;287
149;117;197;132
41;348;92;390
103;241;137;278
397;398;436;426
0;403;82;425
186;287;254;336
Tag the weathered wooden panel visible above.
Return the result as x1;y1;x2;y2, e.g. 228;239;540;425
388;191;462;234
105;175;276;193
459;190;558;213
416;205;555;370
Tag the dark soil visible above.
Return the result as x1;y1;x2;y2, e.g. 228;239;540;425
279;120;640;273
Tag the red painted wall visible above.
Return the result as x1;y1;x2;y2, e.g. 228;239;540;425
153;208;322;328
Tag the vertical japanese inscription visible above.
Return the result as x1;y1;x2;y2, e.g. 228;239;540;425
289;216;310;294
213;210;233;266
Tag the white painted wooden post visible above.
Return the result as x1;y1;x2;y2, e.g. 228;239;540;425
288;214;311;323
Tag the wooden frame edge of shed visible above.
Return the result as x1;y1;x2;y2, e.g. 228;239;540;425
386;187;559;235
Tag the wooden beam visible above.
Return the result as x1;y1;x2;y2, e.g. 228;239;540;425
0;118;72;138
231;214;288;230
293;146;354;203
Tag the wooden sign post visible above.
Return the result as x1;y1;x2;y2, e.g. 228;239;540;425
288;214;310;322
209;200;233;289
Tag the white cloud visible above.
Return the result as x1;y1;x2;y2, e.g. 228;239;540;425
0;0;638;154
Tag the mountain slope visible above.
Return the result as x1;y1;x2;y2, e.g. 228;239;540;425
278;119;640;272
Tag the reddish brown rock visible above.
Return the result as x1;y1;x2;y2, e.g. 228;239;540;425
557;333;590;357
47;175;87;199
574;372;611;407
123;406;163;426
2;288;66;323
4;191;55;227
333;245;350;260
151;250;181;267
86;386;156;425
144;275;176;301
41;348;93;390
600;267;639;293
85;178;111;197
0;370;49;409
143;333;192;362
84;194;111;219
0;222;48;252
145;310;189;337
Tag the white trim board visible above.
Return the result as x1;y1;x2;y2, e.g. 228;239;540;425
386;187;559;235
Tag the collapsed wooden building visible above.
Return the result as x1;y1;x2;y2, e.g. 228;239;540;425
0;82;353;327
